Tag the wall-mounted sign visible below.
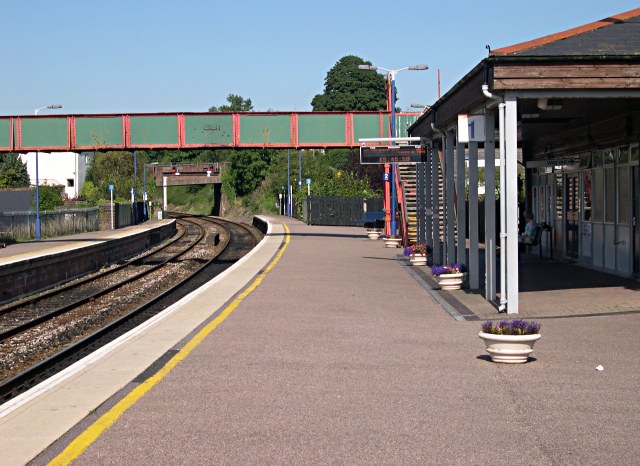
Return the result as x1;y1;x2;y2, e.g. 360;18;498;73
360;145;426;164
458;114;485;143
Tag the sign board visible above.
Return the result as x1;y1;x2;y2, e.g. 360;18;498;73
458;114;485;143
360;145;426;164
306;178;312;185
108;184;115;191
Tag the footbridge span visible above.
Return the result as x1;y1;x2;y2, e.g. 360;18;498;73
0;111;419;152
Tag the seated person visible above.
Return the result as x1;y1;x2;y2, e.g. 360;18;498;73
519;211;537;247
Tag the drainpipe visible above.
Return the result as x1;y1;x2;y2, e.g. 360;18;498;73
482;84;507;312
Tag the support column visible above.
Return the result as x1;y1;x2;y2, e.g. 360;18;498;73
484;111;497;301
425;145;433;246
505;94;519;314
431;140;442;266
456;140;467;266
416;159;428;245
468;141;479;289
445;130;456;264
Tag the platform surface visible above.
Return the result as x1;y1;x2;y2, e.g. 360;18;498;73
0;217;639;465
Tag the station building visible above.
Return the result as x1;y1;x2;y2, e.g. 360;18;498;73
408;8;640;313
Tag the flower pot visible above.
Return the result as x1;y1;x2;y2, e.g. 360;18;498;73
478;332;542;364
433;272;466;290
409;254;427;266
384;238;402;248
367;231;381;240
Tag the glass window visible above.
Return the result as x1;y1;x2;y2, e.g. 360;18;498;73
592;150;604;167
631;145;639;163
593;168;603;222
618;166;630;224
605;167;615;223
555;174;563;220
580;153;591;168
582;171;592;222
604;149;615;166
618;147;629;165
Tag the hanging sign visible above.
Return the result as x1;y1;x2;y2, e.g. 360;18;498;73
458;114;485;143
360;145;426;164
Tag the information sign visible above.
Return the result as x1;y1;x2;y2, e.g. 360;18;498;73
360;145;426;164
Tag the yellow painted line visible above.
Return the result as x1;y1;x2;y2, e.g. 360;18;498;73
48;223;290;466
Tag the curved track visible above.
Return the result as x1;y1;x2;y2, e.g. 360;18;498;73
0;215;261;403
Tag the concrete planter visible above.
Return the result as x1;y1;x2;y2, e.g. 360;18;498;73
409;254;427;266
433;272;466;290
479;332;542;364
367;230;381;240
384;238;402;248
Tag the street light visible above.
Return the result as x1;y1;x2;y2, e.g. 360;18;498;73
143;162;159;220
358;64;428;236
33;104;63;240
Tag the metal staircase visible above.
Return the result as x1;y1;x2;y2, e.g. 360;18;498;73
397;164;418;244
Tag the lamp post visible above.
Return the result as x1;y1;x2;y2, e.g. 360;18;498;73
143;162;159;221
33;104;63;240
359;64;428;236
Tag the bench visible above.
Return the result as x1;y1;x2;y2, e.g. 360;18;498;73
523;223;552;257
355;211;385;229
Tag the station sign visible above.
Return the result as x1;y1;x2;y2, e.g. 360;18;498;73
360;145;426;164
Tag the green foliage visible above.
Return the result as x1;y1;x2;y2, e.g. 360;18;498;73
209;94;253;112
311;55;388;111
86;151;136;201
35;185;64;211
166;184;215;214
229;149;274;197
0;153;30;188
80;180;102;205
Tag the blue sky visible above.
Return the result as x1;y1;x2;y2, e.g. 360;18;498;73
1;1;638;116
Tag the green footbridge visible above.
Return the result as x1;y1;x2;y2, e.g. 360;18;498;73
0;112;419;152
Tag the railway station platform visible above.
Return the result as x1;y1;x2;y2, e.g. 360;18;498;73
1;216;640;465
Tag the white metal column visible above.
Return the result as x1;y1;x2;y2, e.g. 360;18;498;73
425;144;433;245
468;141;480;289
445;130;456;264
456;140;467;266
431;140;442;266
484;111;497;301
505;94;519;314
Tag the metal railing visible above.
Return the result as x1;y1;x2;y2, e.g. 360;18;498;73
0;207;99;241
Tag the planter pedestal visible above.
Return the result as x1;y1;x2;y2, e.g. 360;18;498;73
479;332;542;363
384;238;402;248
433;272;466;290
409;254;427;266
367;231;381;240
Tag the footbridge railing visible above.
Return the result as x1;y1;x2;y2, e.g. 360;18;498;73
0;112;419;152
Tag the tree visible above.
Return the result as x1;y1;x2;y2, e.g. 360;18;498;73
0;153;30;188
209;94;253;112
85;151;139;201
35;185;64;211
230;149;275;197
311;55;389;111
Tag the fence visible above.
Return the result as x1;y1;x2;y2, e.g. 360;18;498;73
0;207;100;241
98;202;148;230
303;196;383;226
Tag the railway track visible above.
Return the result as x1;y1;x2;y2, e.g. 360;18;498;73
0;215;261;403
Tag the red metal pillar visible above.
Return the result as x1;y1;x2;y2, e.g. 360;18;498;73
384;163;391;236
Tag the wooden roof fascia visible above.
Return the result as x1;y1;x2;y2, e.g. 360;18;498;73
491;8;640;56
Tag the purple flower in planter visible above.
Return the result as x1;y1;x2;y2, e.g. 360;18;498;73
481;319;541;335
431;263;466;276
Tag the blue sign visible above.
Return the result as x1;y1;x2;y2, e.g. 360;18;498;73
108;184;115;191
306;178;312;185
383;173;390;181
